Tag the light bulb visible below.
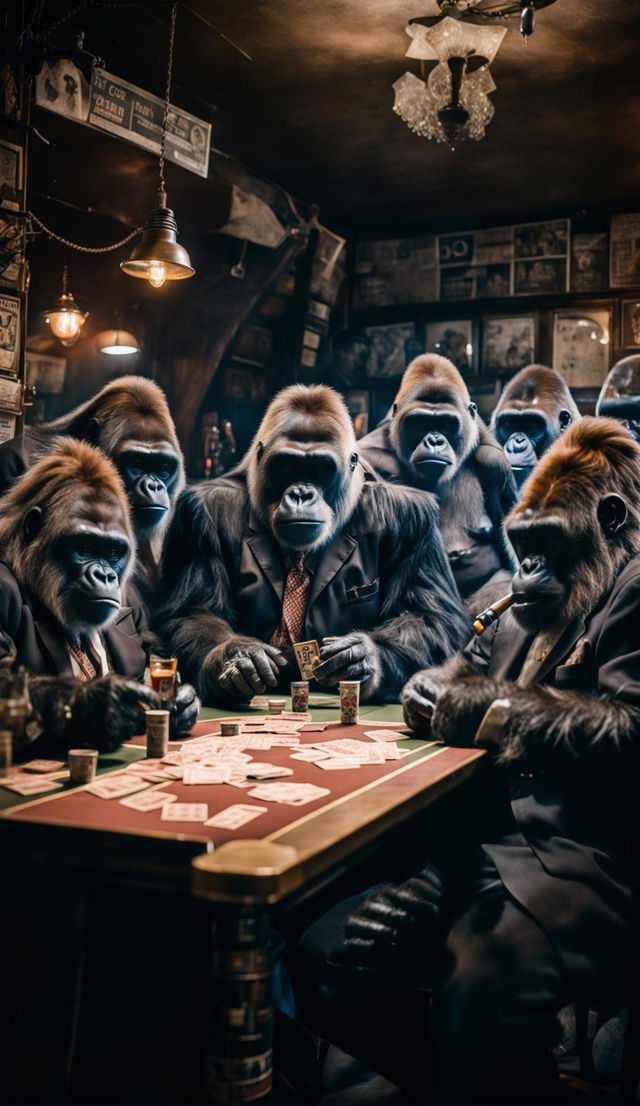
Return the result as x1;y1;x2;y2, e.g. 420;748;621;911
147;260;167;288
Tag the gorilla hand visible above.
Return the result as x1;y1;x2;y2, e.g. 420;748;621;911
207;638;288;700
336;865;445;979
171;683;201;736
314;633;380;690
432;676;513;747
68;676;161;752
401;669;442;732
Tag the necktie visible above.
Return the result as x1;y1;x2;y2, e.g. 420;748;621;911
67;635;98;682
271;553;311;656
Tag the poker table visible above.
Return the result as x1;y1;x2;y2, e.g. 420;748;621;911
0;697;484;1104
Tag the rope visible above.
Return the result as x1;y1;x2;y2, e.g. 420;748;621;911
158;1;177;198
28;211;142;252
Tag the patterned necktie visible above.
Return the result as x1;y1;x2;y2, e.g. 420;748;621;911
67;635;98;682
271;553;311;655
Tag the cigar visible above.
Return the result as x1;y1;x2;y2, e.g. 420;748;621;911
472;592;516;635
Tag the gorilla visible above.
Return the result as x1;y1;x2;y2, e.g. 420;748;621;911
0;438;198;754
491;363;580;488
596;354;640;440
295;419;640;1105
0;377;185;612
153;384;467;705
358;354;517;605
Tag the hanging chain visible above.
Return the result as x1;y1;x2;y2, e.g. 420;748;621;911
158;1;178;200
28;211;142;252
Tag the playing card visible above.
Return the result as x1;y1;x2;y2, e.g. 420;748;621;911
87;776;150;799
183;765;232;785
281;711;312;721
120;790;178;811
23;759;66;773
226;777;253;788
290;749;331;761
246;763;294;780
157;766;184;780
204;804;268;829
268;735;301;746
300;723;329;732
2;777;64;795
313;739;370;757
126;758;164;773
293;639;321;680
364;729;409;742
314;758;362;770
161;803;208;822
243;736;273;750
248;782;330;805
137;770;173;783
380;743;403;760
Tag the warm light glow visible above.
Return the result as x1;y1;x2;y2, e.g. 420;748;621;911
98;329;140;356
45;306;87;346
147;260;167;288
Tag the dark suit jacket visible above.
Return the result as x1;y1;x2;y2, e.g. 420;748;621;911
463;554;640;992
153;471;467;703
0;562;147;680
0;428;48;496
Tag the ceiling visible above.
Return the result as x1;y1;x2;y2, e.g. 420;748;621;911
24;0;640;242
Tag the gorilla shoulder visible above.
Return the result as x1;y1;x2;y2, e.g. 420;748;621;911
354;478;440;539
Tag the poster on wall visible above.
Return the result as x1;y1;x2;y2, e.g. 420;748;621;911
425;320;473;376
0;212;26;290
570;232;608;293
0;292;20;375
26;352;67;394
610;213;640;287
438;226;514;300
482;316;535;375
620;300;640;348
353;237;437;308
513;219;569;295
0;411;16;443
35;59;90;121
553;308;611;388
0;374;22;413
364;322;415;378
0;139;22;211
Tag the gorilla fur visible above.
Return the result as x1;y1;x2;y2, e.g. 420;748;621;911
359;353;517;606
0;437;134;629
402;417;640;772
154;383;467;704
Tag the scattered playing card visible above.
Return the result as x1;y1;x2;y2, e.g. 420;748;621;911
161;803;208;822
87;777;150;799
300;723;329;733
2;777;64;795
281;711;312;721
204;804;268;829
120;790;178;811
246;763;294;780
315;758;363;770
290;749;331;761
248;782;330;806
23;759;66;773
126;758;164;773
364;729;409;742
183;765;232;785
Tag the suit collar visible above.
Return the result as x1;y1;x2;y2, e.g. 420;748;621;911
491;612;587;684
308;532;357;608
104;608;144;676
246;512;357;608
33;605;135;677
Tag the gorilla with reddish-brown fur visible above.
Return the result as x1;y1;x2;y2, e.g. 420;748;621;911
296;419;640;1103
153;384;467;705
359;354;517;607
491;362;581;488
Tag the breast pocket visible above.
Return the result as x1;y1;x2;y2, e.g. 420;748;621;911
554;659;593;691
344;578;380;605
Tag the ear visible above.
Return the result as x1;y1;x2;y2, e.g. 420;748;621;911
468;402;478;417
255;440;264;461
349;452;358;472
23;505;43;542
597;493;627;538
84;417;102;445
558;409;572;429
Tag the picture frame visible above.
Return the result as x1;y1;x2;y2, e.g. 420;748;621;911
425;319;473;376
0;374;23;414
620;300;640;349
552;307;611;388
364;321;415;379
0;411;16;443
0;139;23;212
482;315;535;376
0;291;21;375
0;212;26;290
25;352;67;395
343;389;370;439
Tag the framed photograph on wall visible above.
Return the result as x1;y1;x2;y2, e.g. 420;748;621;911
620;300;640;349
25;352;67;394
425;319;473;376
364;322;415;378
553;308;611;388
0;139;23;211
343;389;370;439
0;375;22;414
0;411;16;443
0;292;20;375
482;315;535;375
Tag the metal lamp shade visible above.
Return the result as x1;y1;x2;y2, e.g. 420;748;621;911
120;205;194;282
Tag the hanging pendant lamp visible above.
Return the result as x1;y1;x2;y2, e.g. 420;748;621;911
121;3;194;287
44;261;88;346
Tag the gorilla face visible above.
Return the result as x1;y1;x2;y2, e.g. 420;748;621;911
394;400;477;493
115;443;181;538
494;408;572;488
263;446;352;551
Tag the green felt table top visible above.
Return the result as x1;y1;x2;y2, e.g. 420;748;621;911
0;695;406;813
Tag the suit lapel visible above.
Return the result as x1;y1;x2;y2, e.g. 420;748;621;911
489;620;532;680
308;533;357;608
104;609;146;678
520;616;587;686
246;521;286;603
33;616;73;675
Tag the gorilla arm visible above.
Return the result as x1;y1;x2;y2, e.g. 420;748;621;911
153;485;286;702
314;485;469;701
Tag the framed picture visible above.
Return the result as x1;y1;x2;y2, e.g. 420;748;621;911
482;315;535;375
0;411;16;443
620;300;640;349
232;325;273;367
353;236;437;308
425;320;473;376
610;213;640;288
513;257;568;295
343;389;370;439
0;212;26;289
364;322;415;378
0;139;22;211
570;232;608;293
553;308;611;388
514;219;569;259
26;352;67;394
223;366;268;400
0;375;22;414
0;292;20;375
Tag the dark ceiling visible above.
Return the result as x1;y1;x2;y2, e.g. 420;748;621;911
24;0;640;242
